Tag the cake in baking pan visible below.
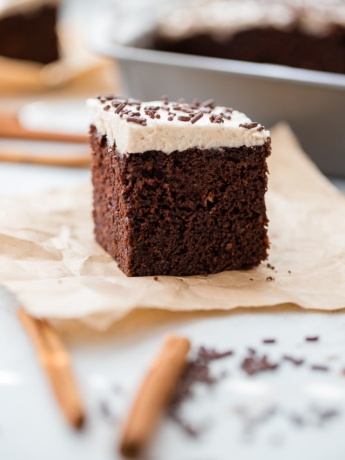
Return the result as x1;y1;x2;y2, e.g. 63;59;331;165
153;0;345;75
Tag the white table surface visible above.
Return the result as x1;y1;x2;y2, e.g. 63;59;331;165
0;157;345;460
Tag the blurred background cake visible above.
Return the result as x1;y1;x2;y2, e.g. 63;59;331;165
0;0;59;64
152;0;345;74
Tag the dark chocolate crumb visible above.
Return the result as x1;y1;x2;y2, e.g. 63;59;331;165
288;270;292;274
311;364;329;372
306;336;319;342
266;276;274;281
249;278;254;281
266;263;275;270
283;355;304;366
241;351;279;376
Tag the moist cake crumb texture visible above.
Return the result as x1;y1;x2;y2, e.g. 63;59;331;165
89;96;271;277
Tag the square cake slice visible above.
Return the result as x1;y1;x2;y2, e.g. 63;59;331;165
87;96;271;277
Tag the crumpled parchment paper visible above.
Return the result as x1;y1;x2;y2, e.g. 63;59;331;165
1;124;344;330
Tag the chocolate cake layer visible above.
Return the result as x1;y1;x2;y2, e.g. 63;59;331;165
90;125;270;277
0;3;59;64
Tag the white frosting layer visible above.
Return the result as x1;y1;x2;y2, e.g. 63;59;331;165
157;0;345;40
87;97;270;155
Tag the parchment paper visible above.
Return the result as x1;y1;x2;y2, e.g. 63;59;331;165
1;124;345;329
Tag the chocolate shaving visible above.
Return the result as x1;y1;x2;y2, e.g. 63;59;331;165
239;122;259;129
190;112;203;124
241;351;279;376
283;355;304;366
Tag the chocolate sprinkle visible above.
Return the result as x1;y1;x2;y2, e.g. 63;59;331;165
262;338;276;344
306;336;319;342
126;116;147;126
115;103;126;114
190;112;203;124
178;115;192;122
240;122;259;129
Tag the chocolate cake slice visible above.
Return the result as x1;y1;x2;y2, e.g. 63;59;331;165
87;96;271;277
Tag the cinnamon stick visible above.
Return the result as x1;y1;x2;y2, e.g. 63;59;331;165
17;309;85;429
119;334;191;458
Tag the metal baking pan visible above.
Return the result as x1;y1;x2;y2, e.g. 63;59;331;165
92;27;345;177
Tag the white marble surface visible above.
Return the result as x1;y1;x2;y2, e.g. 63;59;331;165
0;149;345;460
